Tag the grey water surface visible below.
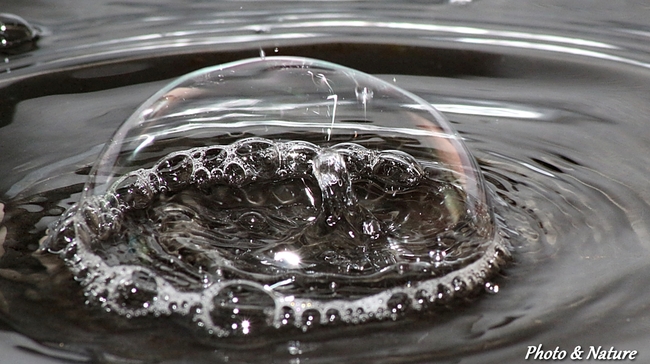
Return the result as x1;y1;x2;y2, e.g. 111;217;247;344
1;1;650;363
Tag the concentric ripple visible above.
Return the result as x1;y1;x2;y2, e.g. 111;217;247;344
40;57;509;335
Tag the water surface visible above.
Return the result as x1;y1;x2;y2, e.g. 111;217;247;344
1;1;650;363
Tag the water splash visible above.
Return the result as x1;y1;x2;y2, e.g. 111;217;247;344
40;57;509;336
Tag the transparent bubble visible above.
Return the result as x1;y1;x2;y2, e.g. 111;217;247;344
0;13;39;52
42;56;509;335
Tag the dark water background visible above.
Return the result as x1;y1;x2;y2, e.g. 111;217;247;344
1;1;650;363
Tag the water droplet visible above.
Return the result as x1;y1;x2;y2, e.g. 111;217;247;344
355;86;373;119
0;13;39;53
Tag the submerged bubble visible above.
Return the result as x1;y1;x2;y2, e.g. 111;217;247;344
41;56;509;335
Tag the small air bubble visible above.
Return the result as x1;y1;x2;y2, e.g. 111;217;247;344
415;289;430;307
435;284;452;303
485;282;499;294
237;211;267;232
325;308;340;323
429;249;446;263
223;162;248;186
387;293;410;315
287;340;302;355
156;154;193;192
279;306;294;327
452;276;467;294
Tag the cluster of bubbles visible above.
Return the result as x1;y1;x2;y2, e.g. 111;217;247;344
40;57;509;336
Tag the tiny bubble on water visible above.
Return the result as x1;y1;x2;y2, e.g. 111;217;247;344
485;282;499;294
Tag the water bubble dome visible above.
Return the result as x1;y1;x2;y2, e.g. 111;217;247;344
43;56;509;336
